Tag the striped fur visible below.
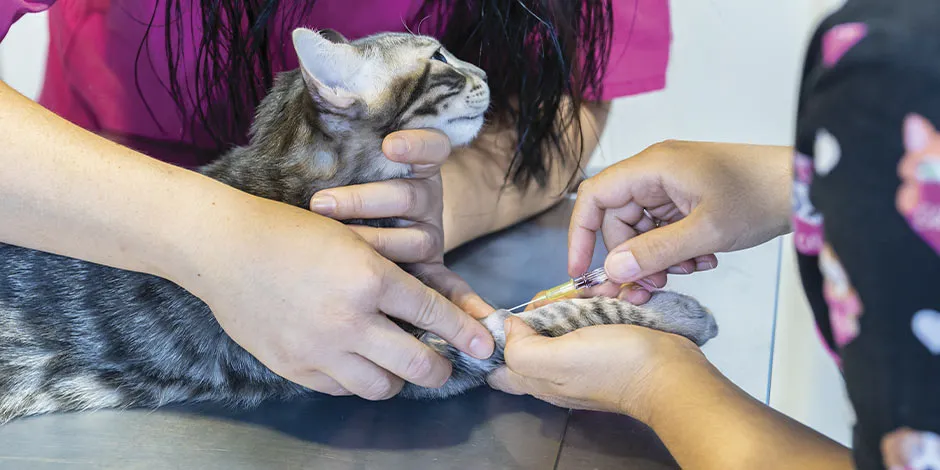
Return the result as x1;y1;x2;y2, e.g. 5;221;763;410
400;292;718;399
0;29;716;421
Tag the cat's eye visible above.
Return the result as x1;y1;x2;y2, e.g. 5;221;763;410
431;50;448;64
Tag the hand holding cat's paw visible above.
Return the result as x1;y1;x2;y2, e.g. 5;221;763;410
487;315;708;423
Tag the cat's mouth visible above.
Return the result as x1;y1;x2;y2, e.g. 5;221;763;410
447;113;485;124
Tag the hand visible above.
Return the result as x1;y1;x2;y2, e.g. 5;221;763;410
487;315;708;423
309;129;449;265
569;141;793;304
184;195;495;399
307;129;492;319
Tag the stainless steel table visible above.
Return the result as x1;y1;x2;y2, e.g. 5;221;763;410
0;198;780;469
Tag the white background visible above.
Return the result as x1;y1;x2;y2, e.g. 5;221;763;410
0;0;854;446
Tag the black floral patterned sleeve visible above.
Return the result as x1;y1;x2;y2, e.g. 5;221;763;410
793;1;940;468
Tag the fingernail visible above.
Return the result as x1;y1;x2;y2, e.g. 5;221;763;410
696;260;715;271
667;264;691;274
634;278;659;292
606;251;641;282
310;194;336;215
387;137;409;157
469;335;492;359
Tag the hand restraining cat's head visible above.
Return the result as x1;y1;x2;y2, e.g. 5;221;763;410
214;28;492;207
292;27;490;147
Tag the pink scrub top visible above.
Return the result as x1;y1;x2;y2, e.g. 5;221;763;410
1;0;671;167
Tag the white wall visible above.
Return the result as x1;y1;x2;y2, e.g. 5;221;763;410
0;0;854;446
0;10;48;99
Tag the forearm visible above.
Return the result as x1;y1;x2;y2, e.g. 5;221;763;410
441;101;610;251
0;80;245;284
645;358;851;469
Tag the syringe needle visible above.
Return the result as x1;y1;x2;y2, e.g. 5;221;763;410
507;298;540;313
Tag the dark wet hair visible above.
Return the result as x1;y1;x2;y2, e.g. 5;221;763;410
145;0;613;188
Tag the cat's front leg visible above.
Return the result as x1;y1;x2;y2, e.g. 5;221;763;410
398;292;717;400
515;291;718;346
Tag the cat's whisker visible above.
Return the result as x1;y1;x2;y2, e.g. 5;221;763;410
401;17;416;37
416;15;431;35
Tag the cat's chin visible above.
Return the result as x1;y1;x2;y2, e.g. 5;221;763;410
443;116;486;147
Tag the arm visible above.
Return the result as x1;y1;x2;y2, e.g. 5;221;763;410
0;79;494;398
648;356;852;469
487;317;851;470
0;79;223;280
441;100;611;251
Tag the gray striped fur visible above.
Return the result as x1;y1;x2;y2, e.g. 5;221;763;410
0;29;716;420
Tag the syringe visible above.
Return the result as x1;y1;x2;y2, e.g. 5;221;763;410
507;267;609;313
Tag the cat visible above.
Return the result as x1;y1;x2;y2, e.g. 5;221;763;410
0;28;718;421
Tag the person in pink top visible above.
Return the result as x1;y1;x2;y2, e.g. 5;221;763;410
0;1;673;402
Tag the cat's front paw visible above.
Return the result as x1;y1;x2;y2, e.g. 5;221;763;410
639;290;718;346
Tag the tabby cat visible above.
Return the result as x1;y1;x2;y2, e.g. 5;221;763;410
0;28;718;421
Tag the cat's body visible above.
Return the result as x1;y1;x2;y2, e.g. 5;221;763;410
0;29;718;422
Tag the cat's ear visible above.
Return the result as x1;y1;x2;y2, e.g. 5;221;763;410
318;29;349;44
292;28;361;109
904;114;937;152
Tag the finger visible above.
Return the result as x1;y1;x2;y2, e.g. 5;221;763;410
501;317;561;379
323;353;404;401
694;254;719;271
488;369;602;411
304;371;352;396
569;168;675;276
666;260;696;275
384;129;452;168
569;180;612;276
487;366;544;395
379;263;495;360
619;284;653;305
586;281;624;299
633;211;659;234
310;179;436;222
643;272;668;289
600;206;641;253
604;212;718;284
349;225;441;263
356;318;453;388
412;263;494;320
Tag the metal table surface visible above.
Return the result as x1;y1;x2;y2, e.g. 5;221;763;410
0;198;781;469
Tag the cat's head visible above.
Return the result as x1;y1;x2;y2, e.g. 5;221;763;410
291;28;490;147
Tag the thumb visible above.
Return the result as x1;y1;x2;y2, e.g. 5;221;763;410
604;213;717;284
414;264;494;320
504;316;538;342
502;316;554;378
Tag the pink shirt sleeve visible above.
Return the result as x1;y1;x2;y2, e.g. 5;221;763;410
592;0;671;100
0;1;54;41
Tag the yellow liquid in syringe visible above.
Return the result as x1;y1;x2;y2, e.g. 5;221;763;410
508;267;608;312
